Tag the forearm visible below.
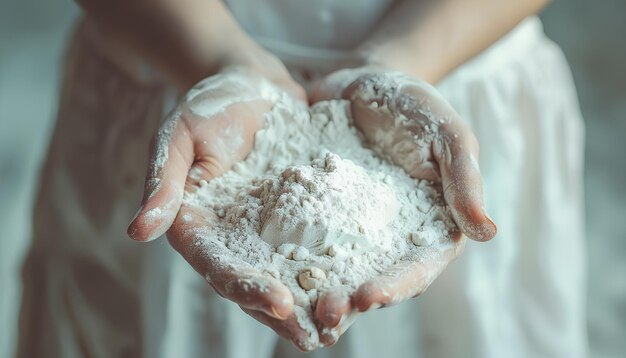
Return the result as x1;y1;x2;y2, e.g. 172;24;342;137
76;0;263;89
360;0;550;83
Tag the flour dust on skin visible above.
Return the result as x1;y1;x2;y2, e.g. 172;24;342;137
181;79;458;312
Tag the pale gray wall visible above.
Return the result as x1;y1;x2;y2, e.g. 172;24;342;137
541;1;626;357
0;0;79;356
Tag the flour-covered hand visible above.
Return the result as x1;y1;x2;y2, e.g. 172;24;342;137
127;68;320;351
311;67;495;341
128;68;288;242
313;231;465;346
313;66;496;242
167;203;321;352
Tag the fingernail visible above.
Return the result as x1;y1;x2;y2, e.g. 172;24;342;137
130;205;144;224
361;302;382;312
267;305;287;320
482;208;497;238
323;312;340;327
127;206;143;240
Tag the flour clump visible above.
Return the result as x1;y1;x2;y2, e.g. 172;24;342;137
257;153;400;255
298;267;327;290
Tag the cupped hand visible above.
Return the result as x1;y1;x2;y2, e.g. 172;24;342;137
313;66;496;241
127;68;320;351
310;66;496;345
313;232;466;347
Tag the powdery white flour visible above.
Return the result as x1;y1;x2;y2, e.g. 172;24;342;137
184;97;457;309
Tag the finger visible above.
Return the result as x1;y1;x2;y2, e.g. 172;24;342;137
184;100;270;190
318;310;360;347
167;204;294;320
241;306;320;352
310;73;346;103
433;120;497;242
128;112;193;242
217;268;294;320
315;286;353;327
354;261;429;312
348;95;442;182
354;234;465;312
389;81;496;241
309;67;372;103
273;78;308;103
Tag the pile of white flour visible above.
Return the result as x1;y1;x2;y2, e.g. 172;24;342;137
184;98;457;308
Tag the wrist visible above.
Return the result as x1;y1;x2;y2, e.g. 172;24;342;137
171;32;262;90
220;41;307;101
356;41;442;84
175;31;305;101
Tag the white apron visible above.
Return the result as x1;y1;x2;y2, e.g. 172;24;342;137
18;1;586;357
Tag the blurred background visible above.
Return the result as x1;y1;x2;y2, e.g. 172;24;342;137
0;0;624;357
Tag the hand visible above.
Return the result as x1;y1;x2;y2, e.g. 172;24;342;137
311;66;496;345
167;201;321;352
313;66;496;241
127;68;320;351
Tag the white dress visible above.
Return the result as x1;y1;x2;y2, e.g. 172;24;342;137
18;1;587;357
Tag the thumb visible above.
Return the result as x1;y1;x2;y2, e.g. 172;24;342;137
273;78;308;103
310;68;368;104
128;114;194;242
434;121;497;242
310;66;386;104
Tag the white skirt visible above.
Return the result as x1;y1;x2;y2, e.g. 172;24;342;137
18;17;586;358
